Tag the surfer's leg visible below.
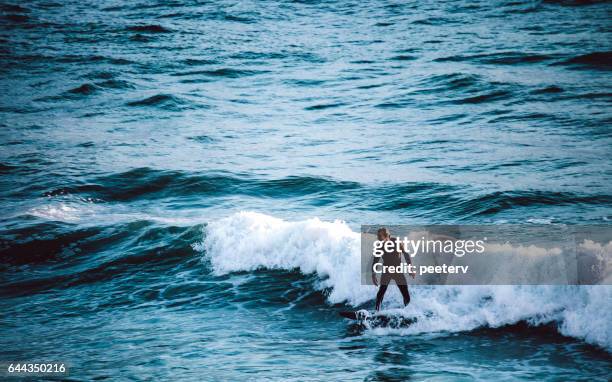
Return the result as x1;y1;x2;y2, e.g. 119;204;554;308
375;284;388;311
397;284;410;306
391;274;410;306
376;274;392;311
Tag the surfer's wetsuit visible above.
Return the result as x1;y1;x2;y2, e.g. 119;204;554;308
374;237;411;311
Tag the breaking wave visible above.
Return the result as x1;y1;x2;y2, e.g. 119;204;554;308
200;211;611;351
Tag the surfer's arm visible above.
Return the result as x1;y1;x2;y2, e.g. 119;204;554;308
399;243;416;279
398;242;411;264
371;256;380;286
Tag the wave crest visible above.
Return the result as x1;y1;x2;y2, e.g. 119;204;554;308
199;211;364;305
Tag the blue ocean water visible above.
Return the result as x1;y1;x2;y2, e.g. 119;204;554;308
1;0;611;380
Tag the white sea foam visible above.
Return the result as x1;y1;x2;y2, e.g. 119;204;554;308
29;202;83;222
200;211;612;351
26;197;199;226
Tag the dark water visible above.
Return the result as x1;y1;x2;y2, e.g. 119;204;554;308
1;0;611;380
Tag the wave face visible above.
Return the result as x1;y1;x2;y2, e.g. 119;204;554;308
201;212;363;304
1;0;611;380
202;212;612;351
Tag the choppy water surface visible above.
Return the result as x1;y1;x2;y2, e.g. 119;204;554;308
1;0;611;380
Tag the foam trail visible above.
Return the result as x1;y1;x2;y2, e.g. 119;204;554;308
199;212;611;351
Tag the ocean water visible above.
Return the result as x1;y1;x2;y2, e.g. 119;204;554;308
1;0;611;380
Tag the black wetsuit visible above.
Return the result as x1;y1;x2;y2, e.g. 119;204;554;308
374;237;411;311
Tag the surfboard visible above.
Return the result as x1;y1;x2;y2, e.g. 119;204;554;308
339;310;417;327
339;310;371;320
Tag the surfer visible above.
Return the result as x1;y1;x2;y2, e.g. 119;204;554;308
372;227;415;311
